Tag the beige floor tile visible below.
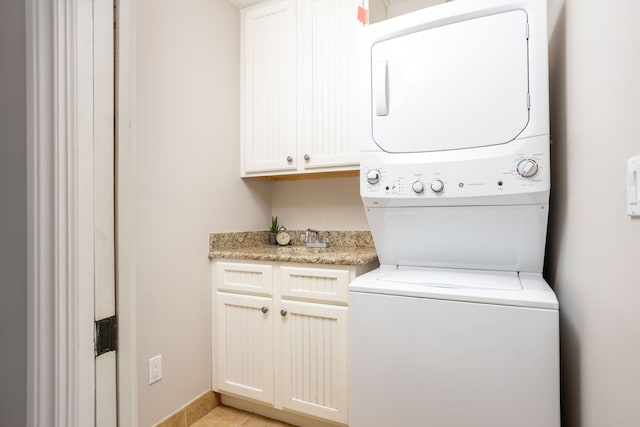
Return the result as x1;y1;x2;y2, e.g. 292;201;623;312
157;409;186;427
190;405;250;427
186;392;218;425
240;414;296;427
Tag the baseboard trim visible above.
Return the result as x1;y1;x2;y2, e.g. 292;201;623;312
154;390;221;427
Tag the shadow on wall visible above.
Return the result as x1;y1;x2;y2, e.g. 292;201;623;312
544;3;580;427
242;177;272;223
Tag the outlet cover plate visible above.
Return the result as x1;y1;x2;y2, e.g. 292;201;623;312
148;355;162;384
628;156;640;217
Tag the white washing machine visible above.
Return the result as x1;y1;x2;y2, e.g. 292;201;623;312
349;0;560;426
349;268;559;427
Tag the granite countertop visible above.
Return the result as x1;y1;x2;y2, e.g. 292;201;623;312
209;230;378;266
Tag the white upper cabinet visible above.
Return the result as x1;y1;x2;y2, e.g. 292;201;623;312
241;0;366;177
241;0;297;174
297;0;364;171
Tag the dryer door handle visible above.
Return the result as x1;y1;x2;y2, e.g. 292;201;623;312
374;60;389;116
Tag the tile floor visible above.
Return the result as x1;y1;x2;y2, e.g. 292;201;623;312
190;405;296;427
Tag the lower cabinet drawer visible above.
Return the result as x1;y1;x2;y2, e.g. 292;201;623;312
279;266;350;305
215;261;273;296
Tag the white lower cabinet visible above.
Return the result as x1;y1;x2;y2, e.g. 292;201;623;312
279;300;348;423
216;292;274;405
213;260;372;425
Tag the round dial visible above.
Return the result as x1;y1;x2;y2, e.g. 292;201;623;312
276;231;291;246
517;159;539;178
366;169;381;185
430;179;445;193
412;181;425;194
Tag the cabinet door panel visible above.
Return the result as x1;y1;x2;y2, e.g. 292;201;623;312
299;0;364;169
242;0;297;174
279;300;348;424
217;292;274;404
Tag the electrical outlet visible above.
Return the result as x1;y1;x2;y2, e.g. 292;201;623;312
148;355;162;384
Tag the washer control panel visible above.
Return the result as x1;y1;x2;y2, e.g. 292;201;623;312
361;138;549;202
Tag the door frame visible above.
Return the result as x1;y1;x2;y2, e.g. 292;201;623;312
25;0;137;425
115;0;137;425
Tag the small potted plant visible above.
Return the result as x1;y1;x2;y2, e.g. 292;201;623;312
268;216;278;245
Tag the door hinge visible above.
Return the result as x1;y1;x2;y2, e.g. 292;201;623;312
95;315;118;357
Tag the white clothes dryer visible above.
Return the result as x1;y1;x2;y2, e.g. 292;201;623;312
349;0;560;426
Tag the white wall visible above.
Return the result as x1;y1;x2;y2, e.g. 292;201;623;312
0;0;27;425
546;1;640;426
135;0;271;424
369;0;389;23
271;177;369;230
387;0;444;18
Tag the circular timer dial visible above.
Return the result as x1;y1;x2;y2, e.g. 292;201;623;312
517;159;539;178
430;179;445;193
412;181;425;194
276;231;291;246
366;169;381;185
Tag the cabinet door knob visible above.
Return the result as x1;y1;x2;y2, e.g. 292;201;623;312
304;154;310;161
286;156;293;162
280;309;288;317
261;306;269;314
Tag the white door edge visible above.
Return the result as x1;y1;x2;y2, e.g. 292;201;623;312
115;0;139;425
25;0;140;425
94;0;117;424
26;0;96;426
27;0;139;425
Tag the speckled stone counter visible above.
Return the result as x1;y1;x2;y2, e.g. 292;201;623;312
208;230;378;266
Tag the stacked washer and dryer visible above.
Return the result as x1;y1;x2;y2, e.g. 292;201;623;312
348;0;560;426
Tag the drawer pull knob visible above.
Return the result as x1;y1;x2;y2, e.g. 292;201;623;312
280;309;288;317
261;306;269;314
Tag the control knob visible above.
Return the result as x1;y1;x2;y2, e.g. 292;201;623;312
517;159;539;178
366;169;381;185
430;179;445;193
412;181;425;194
